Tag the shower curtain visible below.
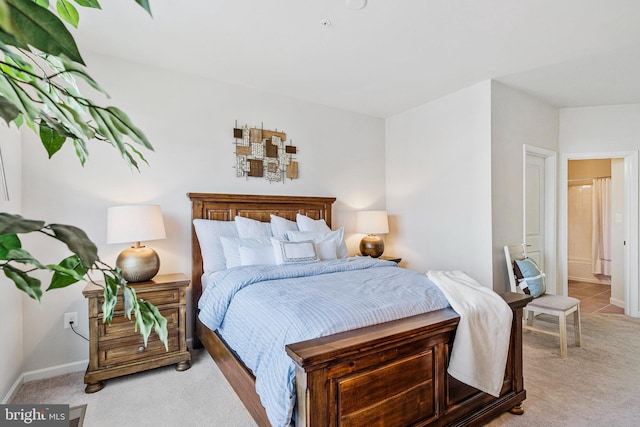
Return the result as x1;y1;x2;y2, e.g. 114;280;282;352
592;177;611;276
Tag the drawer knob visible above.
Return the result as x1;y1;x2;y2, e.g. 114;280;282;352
138;346;145;353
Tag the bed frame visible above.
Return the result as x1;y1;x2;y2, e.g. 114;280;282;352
189;192;532;426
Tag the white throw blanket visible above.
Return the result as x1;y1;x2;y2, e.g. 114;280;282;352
427;270;513;397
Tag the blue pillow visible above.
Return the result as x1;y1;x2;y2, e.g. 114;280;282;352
514;258;546;298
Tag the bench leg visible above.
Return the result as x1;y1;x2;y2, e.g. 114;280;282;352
559;313;568;358
574;305;582;347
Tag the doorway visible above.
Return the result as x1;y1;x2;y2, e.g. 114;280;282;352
561;151;639;317
567;158;625;314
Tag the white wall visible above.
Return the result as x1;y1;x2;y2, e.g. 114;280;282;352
0;124;23;401
491;82;559;293
20;52;385;372
385;81;494;286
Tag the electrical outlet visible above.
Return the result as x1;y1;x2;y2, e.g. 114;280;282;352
64;312;78;329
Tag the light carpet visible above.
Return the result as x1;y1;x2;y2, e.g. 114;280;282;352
488;312;640;426
12;313;640;426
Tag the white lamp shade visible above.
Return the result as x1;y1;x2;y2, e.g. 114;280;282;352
107;205;166;244
355;210;389;235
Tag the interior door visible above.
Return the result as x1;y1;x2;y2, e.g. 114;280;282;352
525;153;546;270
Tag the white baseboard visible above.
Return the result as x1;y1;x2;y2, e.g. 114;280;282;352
2;360;88;404
568;275;611;285
23;359;88;383
1;373;24;404
610;297;625;308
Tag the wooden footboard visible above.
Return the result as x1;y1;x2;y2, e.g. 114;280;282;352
285;292;531;427
198;292;530;427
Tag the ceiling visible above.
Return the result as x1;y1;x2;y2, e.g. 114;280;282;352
75;0;640;118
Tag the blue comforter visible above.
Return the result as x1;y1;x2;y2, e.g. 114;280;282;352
198;257;449;426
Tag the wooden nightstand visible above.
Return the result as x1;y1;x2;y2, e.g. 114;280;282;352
380;256;402;264
83;273;191;393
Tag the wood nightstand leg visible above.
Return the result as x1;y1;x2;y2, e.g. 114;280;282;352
176;360;191;371
85;381;105;393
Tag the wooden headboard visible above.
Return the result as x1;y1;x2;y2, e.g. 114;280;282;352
188;193;336;314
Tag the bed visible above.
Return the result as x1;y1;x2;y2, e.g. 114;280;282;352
189;192;532;426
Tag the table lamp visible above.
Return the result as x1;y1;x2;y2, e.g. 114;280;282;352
107;205;166;282
356;210;389;258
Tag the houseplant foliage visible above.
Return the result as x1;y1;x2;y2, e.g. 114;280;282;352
0;0;167;348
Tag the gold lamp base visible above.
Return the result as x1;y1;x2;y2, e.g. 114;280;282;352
116;244;160;283
360;234;384;258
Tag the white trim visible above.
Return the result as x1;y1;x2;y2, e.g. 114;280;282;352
1;359;88;403
23;359;88;383
523;144;557;295
560;150;639;317
1;373;24;404
567;276;611;285
610;297;625;308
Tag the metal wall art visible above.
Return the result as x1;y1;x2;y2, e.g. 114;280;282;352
233;122;299;182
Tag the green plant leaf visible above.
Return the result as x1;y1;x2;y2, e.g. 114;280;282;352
72;138;88;166
6;0;84;64
135;299;153;346
0;233;21;259
39;121;67;158
143;299;167;349
47;223;99;267
106;106;152;150
123;285;136;318
73;0;101;9
101;273;119;323
0;0;16;35
59;57;106;95
56;0;79;28
0;213;45;234
3;264;42;301
47;254;87;290
0;93;19;124
135;0;151;16
5;248;45;268
0;75;40;121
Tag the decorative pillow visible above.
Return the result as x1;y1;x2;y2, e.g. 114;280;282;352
513;258;546;298
286;228;348;259
235;215;272;238
313;239;338;260
193;219;238;272
271;238;318;265
296;213;331;233
270;214;298;239
220;236;272;269
239;245;276;266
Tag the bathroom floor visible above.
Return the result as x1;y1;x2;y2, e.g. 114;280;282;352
568;280;625;314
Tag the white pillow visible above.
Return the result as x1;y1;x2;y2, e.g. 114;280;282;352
235;215;272;238
314;239;338;260
239;245;276;266
271;238;318;265
286;228;348;259
296;213;331;232
270;214;298;239
193;219;239;272
220;236;272;269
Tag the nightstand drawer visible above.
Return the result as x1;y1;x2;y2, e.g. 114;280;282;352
98;308;179;340
98;288;181;315
98;329;180;368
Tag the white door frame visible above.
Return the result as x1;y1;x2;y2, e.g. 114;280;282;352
560;151;639;317
523;145;557;294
